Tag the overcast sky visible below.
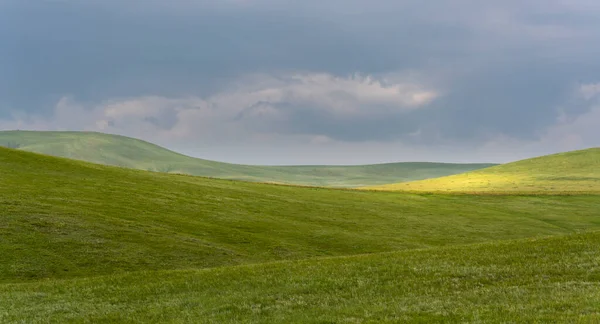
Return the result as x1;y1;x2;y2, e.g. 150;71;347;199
2;0;600;165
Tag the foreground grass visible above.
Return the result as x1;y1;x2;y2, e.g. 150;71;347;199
0;130;494;187
2;231;599;323
368;148;600;193
2;148;600;283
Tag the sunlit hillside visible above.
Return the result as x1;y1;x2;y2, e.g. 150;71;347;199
367;148;600;193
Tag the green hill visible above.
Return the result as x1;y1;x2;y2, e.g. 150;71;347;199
0;130;495;187
1;148;599;322
367;148;600;193
2;147;597;282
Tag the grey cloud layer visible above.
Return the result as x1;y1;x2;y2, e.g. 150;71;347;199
4;73;435;142
2;0;600;162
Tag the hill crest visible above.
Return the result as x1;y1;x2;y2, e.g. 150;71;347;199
0;130;495;187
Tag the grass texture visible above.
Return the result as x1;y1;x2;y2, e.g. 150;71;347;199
1;147;599;322
2;147;600;283
2;231;599;322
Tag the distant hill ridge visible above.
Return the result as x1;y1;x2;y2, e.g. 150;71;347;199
366;147;600;193
0;130;495;187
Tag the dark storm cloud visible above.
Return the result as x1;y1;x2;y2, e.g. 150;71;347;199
2;0;600;157
1;0;386;110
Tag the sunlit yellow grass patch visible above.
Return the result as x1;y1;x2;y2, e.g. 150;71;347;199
365;148;600;193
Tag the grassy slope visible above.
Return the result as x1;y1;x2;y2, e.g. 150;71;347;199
2;231;599;323
2;148;600;322
367;148;600;193
1;147;600;284
0;130;495;187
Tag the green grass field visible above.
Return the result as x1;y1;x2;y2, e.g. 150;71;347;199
2;231;599;323
367;148;600;193
0;130;494;187
1;147;599;322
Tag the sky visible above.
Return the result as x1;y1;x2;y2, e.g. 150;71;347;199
2;0;600;165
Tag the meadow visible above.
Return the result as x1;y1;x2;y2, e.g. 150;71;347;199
1;143;599;322
2;231;598;322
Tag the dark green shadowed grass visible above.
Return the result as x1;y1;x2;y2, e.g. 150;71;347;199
1;231;599;323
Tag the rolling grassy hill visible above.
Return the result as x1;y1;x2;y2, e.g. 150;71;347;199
1;148;599;321
367;147;600;193
0;130;495;187
2;147;598;283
